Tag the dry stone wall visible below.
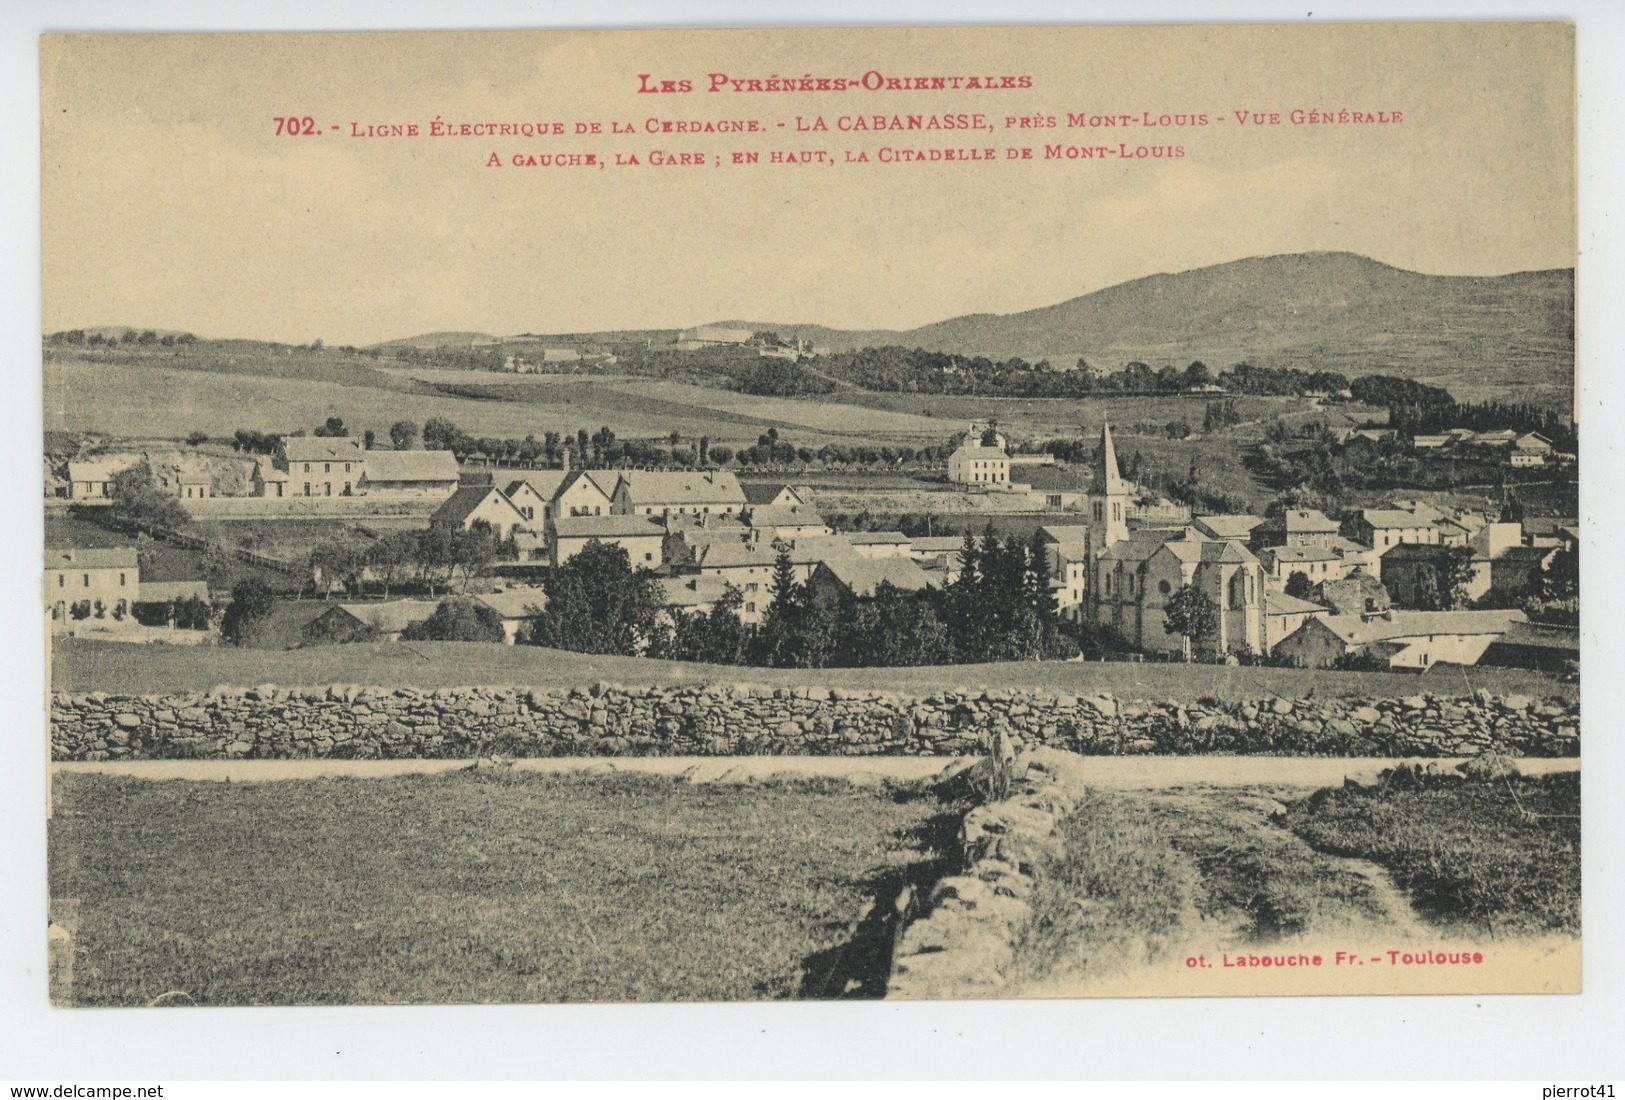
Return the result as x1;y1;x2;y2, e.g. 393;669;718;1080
49;682;1579;762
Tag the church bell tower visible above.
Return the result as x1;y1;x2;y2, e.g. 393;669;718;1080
1088;421;1130;550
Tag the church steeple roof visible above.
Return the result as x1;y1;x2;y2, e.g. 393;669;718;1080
1089;422;1127;496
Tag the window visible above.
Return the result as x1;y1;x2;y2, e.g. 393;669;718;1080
303;482;311;496
644;553;654;562
304;463;311;473
57;575;64;588
1158;580;1171;595
324;483;332;496
82;574;89;586
324;463;331;473
746;602;756;613
344;463;351;473
119;573;127;586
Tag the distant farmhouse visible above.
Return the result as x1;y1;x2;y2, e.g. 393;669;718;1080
947;422;1011;487
266;438;460;500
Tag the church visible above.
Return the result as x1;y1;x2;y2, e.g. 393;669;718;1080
1041;423;1266;658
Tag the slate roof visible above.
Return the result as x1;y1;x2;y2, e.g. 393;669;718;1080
813;556;937;597
745;505;827;529
910;535;971;554
474;590;547;618
1360;509;1436;529
331;599;440;634
1283;508;1340;534
1313;609;1525;645
1099;527;1201;565
1264;590;1328;616
67;455;142;482
615;469;746;507
45;547;138;570
1267;545;1340;564
1488;621;1578;652
1039;525;1092;560
552;515;666;540
1195;514;1266;540
365;449;460;483
431;485;514;525
503;472;569;500
740;483;809;506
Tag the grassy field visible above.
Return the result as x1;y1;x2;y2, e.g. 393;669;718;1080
387;372;955;442
827;391;1300;442
44;346;1342;463
1283;771;1581;935
43;513;290;592
1011;785;1408;986
48;770;957;1005
50;637;1575;702
1009;770;1580;989
46;354;945;451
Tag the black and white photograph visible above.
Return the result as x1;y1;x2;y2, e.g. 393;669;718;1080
34;20;1584;1017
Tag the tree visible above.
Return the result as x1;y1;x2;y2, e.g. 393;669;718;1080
363;429;376;450
1162;583;1219;661
309;537;368;598
368;530;420;598
1412;566;1443;611
654;584;752;665
530;540;663;656
314;416;349;438
413;525;458;597
1439;546;1480;611
220;578;276;646
400;597;505;643
390;420;419;450
1284;570;1314;600
424;417;464;453
709;444;733;466
108;461;188;533
1544;544;1578;602
449;522;499;589
185;431;209;446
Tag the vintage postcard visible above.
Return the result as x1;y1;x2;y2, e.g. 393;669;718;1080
40;23;1578;1007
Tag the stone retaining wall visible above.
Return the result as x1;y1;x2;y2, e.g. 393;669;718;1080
49;682;1580;762
888;746;1078;998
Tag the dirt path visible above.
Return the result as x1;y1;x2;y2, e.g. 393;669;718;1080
52;754;1579;787
1336;856;1432;938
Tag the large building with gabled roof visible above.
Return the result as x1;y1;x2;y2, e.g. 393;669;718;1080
1061;423;1266;657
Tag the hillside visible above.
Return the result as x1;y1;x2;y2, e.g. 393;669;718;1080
378;253;1572;404
371;331;500;349
728;253;1576;403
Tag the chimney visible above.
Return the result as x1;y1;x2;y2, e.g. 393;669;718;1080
561;447;571;474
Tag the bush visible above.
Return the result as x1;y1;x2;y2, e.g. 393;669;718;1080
400;597;507;643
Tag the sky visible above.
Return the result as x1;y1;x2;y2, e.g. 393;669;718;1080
41;23;1575;346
